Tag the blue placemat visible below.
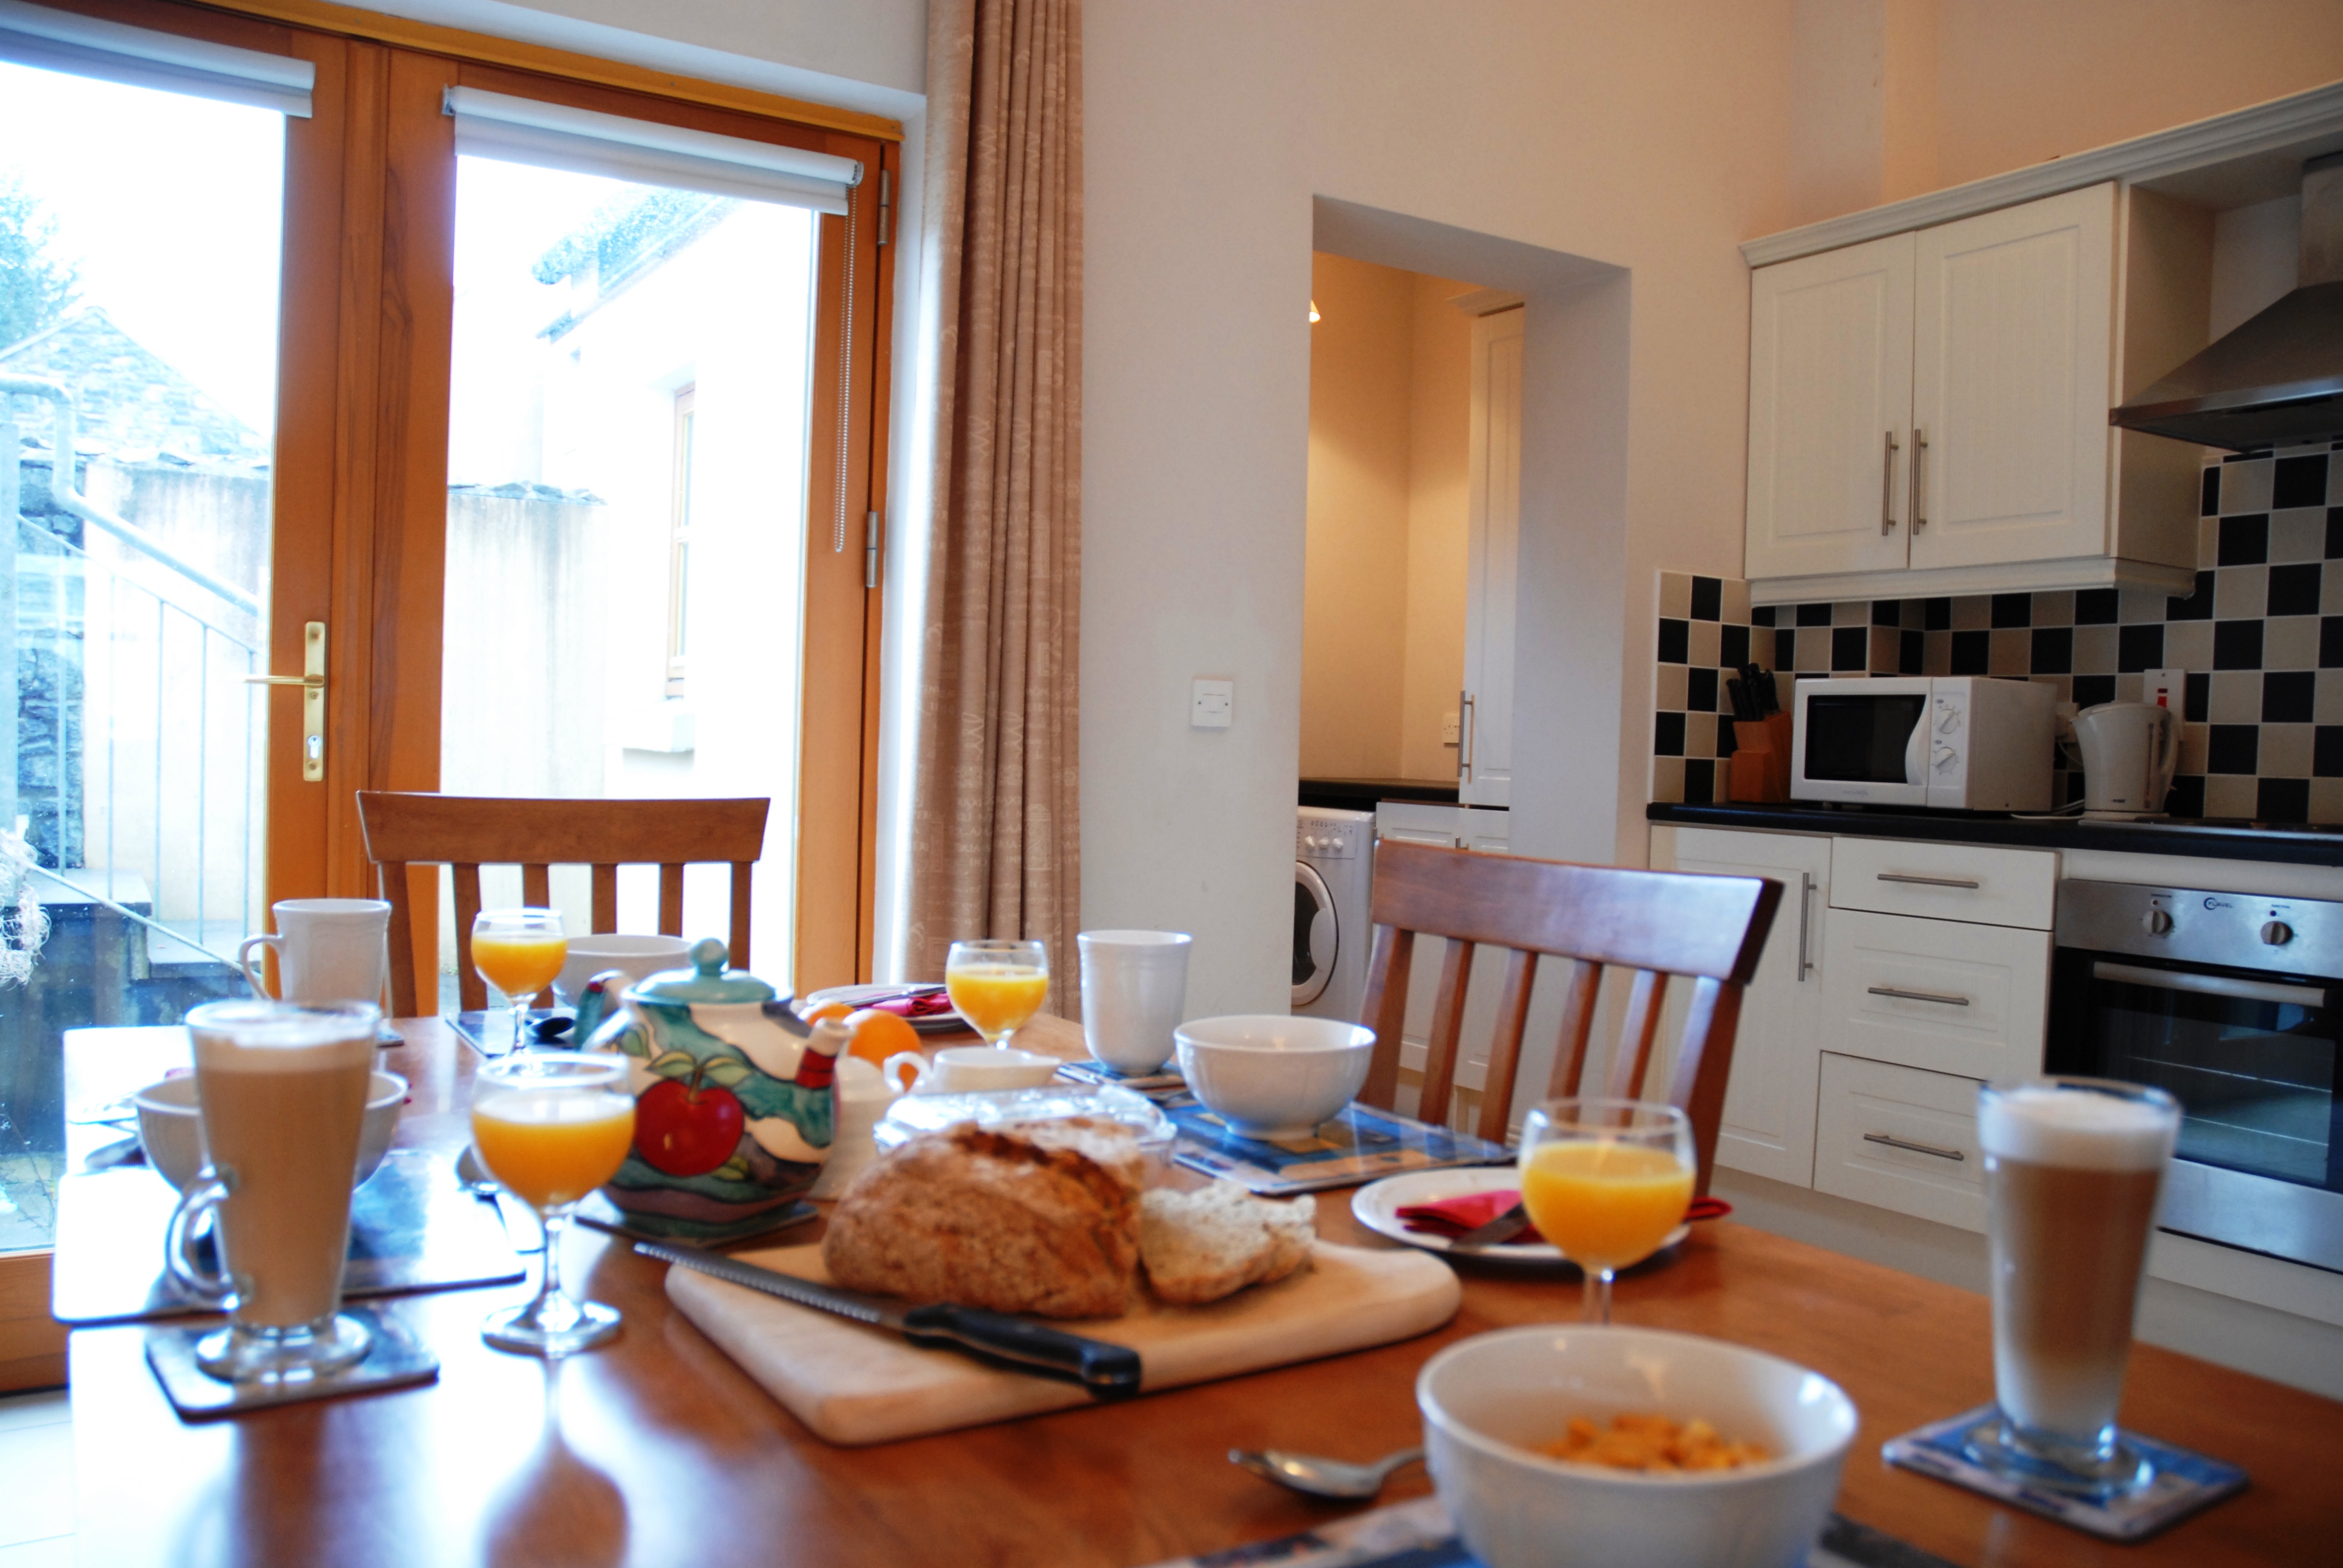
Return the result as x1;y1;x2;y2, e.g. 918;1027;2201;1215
1883;1404;2247;1541
1164;1098;1510;1196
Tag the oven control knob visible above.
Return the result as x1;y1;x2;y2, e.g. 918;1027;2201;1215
2262;920;2295;946
2144;909;2173;935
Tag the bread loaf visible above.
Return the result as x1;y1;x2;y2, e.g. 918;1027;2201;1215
821;1119;1144;1319
1138;1181;1315;1305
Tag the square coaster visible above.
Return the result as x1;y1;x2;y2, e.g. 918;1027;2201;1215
571;1189;818;1247
1883;1405;2247;1541
145;1304;439;1421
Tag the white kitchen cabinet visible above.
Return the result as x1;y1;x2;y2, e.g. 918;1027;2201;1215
1648;826;1829;1188
1460;309;1521;808
1812;1052;1987;1232
1819;907;2051;1082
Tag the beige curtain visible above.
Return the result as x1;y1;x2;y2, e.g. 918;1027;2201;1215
903;0;1084;1011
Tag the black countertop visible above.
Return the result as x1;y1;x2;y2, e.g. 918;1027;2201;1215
1299;777;1460;809
1647;800;2343;869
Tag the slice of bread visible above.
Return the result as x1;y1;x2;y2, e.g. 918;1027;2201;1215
1138;1180;1316;1305
821;1119;1144;1319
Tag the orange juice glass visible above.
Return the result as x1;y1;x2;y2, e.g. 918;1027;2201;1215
944;938;1049;1045
470;1051;634;1355
1518;1099;1694;1324
472;908;565;1055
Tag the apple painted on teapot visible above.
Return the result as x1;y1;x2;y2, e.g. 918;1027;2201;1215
574;937;839;1242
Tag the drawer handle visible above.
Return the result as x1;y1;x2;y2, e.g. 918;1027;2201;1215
1867;985;1970;1007
1864;1132;1966;1162
1876;873;1981;889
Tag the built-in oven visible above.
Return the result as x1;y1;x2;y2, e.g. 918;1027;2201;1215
2049;880;2343;1275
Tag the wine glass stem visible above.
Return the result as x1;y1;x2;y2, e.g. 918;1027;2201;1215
1582;1266;1614;1325
513;993;532;1053
533;1209;570;1320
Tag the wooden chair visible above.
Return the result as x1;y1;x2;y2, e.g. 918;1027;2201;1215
1357;839;1782;1194
356;792;771;1016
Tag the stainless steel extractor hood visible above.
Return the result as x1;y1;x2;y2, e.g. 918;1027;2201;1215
2112;152;2343;452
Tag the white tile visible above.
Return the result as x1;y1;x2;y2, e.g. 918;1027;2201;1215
1650;756;1684;804
1653;663;1686;712
1948;595;1991;631
2161;619;2213;672
1720;578;1751;625
1794;627;1832;671
1989;628;2031;676
0;1393;67;1435
2118;587;2169;624
2319;670;2343;723
2270;508;2327;564
2310;777;2343;825
1657;571;1693;619
2031;590;2075;628
2178;723;2209;775
2205;773;2261;818
0;1422;72;1549
2220;457;2273;515
0;1537;73;1568
2263;724;2315;777
1682;711;1717;760
2114;672;2144;703
1832;600;1870;627
2072;624;2120;674
2214;564;2267;619
1922;631;1951;676
2208;671;2263;724
2266;615;2320;672
2325;569;2343;615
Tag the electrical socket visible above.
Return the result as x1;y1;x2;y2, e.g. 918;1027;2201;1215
1440;711;1460;745
2145;668;2186;714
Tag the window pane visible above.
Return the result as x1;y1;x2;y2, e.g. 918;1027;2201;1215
442;155;814;998
0;62;283;1252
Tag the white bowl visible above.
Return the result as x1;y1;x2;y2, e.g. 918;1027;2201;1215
556;934;693;1003
134;1070;408;1192
1418;1325;1858;1568
1173;1014;1374;1137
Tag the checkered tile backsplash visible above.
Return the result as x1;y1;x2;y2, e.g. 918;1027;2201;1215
1653;443;2343;823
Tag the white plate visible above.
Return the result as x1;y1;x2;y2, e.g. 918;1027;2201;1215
1350;1167;1690;1264
801;983;965;1034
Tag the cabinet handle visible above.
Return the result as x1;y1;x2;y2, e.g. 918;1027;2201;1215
1460;690;1476;784
1796;872;1814;981
1867;985;1971;1007
1876;872;1979;889
1863;1132;1965;1161
1880;430;1900;534
1910;427;1928;532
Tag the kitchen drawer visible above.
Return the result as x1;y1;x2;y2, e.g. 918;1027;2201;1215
1819;909;2049;1081
1830;837;2057;930
1814;1053;1986;1232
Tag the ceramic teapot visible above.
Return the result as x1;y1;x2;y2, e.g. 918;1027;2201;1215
574;937;839;1242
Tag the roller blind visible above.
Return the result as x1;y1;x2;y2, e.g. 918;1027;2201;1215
443;87;862;214
0;0;311;115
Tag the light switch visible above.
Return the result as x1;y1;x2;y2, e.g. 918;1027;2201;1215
1191;678;1234;729
2145;668;2186;713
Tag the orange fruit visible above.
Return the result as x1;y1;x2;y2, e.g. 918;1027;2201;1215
844;1007;920;1068
800;1001;855;1025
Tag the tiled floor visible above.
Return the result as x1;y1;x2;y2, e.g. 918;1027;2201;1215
0;1388;73;1565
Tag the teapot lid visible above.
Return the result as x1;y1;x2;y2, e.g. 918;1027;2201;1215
626;938;775;1005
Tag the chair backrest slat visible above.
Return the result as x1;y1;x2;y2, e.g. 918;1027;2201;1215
1357;840;1781;1197
591;865;620;935
453;863;485;1013
658;864;686;936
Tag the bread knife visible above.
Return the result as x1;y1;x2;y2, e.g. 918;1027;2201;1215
635;1241;1144;1399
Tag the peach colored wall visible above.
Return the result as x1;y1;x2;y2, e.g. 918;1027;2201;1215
1400;277;1472;783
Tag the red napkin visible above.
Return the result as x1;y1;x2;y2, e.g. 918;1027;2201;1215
857;988;957;1021
1397;1189;1732;1242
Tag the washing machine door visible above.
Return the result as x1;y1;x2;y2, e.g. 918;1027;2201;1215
1292;860;1337;1007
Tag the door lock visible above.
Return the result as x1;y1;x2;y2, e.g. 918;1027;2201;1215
243;621;327;782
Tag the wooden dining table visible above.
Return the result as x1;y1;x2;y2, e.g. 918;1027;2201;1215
57;1014;2343;1568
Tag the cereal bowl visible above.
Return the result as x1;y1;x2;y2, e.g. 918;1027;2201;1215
1417;1324;1858;1568
1173;1014;1374;1138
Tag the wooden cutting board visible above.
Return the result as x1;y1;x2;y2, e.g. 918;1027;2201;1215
664;1239;1461;1445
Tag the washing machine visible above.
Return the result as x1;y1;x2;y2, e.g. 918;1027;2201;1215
1293;806;1373;1021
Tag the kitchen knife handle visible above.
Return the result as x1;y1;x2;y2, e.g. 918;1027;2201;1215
898;1304;1144;1400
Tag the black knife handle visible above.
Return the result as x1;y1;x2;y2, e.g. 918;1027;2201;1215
897;1304;1144;1400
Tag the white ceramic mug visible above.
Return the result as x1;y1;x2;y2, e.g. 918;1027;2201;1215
555;933;693;1004
883;1045;1063;1096
238;898;392;1008
135;1070;408;1192
1077;930;1193;1074
808;1056;903;1198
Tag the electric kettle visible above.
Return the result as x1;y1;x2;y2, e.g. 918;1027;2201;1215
2073;701;2181;820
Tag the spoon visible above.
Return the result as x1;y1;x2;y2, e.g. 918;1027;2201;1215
1228;1445;1425;1500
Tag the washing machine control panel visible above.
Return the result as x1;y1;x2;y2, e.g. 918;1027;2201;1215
1297;820;1362;859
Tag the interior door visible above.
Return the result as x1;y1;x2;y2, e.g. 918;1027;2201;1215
1744;232;1915;583
1460;308;1521;808
1910;183;2115;569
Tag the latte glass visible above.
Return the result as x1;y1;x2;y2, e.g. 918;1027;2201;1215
1968;1076;2180;1497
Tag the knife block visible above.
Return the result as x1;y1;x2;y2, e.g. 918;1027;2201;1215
1727;712;1793;803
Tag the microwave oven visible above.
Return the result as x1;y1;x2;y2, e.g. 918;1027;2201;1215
1789;675;2055;811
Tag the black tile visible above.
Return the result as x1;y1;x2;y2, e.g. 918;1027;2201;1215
1795;602;1833;627
1900;629;1924;675
1654;711;1685;756
1870;599;1901;627
2207;725;2259;774
1657;618;1689;664
2325;616;2343;668
1830;625;1869;671
2328;509;2343;560
2318;727;2343;778
1751;604;1777;627
2165;571;2215;621
2201;465;2221;517
2117;622;2164;672
2074;588;2120;626
2219;514;2270;566
1775;627;1799;668
2183;671;2210;723
2259;777;2311;824
1689;576;1722;622
2269;562;2323;618
2274;453;2330;511
1950;629;1990;675
2167;774;2206;818
1717;722;1738;758
1720;623;1750;670
2074;673;2117;710
1914;597;1947;631
1686;665;1719;714
2264;669;2315;722
2214;619;2264;670
1990;593;2033;629
1683;759;1715;802
2029;626;2073;675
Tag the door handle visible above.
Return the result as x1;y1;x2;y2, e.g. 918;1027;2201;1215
1867;985;1970;1007
243;620;326;782
1460;689;1476;785
1880;430;1899;535
1863;1132;1965;1161
1909;428;1928;532
1796;872;1814;981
